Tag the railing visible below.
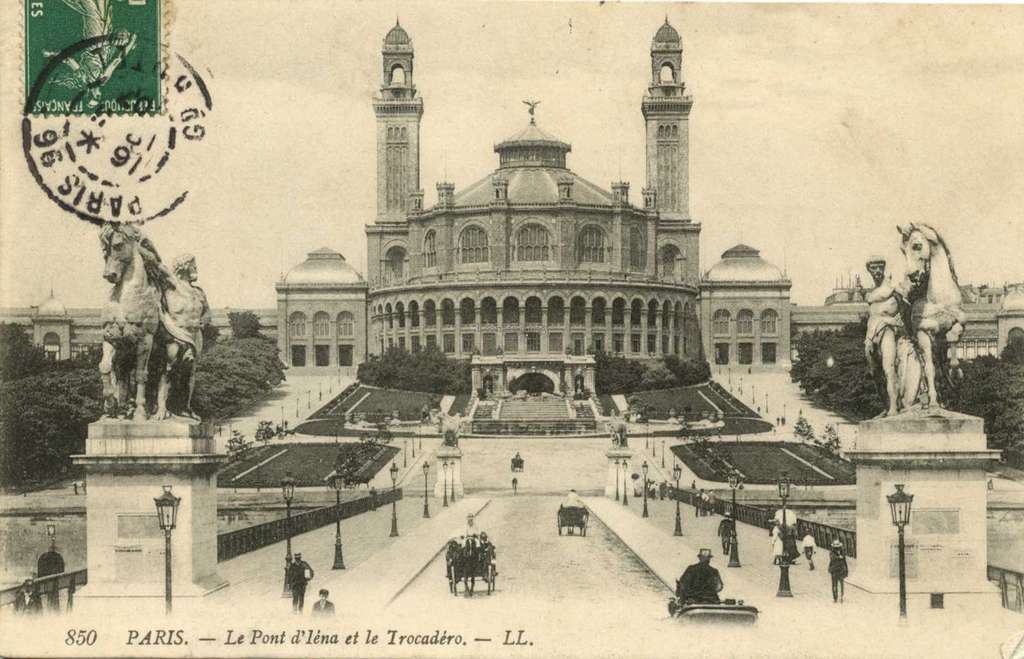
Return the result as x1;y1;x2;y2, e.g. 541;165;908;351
217;488;402;562
795;518;858;559
988;565;1024;612
0;569;87;613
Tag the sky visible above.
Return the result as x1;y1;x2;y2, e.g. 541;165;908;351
3;1;1024;308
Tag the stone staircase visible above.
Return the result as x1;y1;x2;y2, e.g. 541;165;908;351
469;397;596;435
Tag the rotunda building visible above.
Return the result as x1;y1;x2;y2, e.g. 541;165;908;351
364;20;703;394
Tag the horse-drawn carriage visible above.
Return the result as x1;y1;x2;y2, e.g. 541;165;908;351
510;455;524;472
445;535;496;596
667;597;759;624
557;505;589;536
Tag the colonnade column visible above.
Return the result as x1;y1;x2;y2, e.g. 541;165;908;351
584;307;593;353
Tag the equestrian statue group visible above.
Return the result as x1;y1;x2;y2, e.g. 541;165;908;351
863;223;967;417
97;223;212;421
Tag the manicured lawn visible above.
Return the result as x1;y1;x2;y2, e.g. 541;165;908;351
630;382;759;420
224;442;400;488
310;385;439;422
671;440;855;485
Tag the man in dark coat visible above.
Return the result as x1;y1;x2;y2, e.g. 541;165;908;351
828;539;849;603
14;579;42;614
287;552;314;613
676;549;724;605
311;589;335;616
717;513;736;554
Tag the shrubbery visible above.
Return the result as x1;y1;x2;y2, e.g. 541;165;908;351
0;325;286;488
791;323;1024;453
594;351;711;394
356;346;471;394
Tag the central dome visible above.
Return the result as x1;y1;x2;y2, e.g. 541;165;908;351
653;19;681;47
494;122;571;169
705;244;786;283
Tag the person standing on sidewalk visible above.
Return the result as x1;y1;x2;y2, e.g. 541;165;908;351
288;552;315;613
828;539;849;603
802;532;816;570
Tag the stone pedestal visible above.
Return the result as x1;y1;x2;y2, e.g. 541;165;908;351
434;446;465;498
72;419;228;604
845;409;1000;612
605;447;635;498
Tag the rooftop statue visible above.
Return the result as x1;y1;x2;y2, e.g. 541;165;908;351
155;254;212;420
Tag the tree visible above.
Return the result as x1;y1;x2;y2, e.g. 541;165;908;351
226;430;250;461
0;324;49;382
819;423;841;454
357;346;471;394
228;311;263;339
1001;335;1024;365
793;413;815;443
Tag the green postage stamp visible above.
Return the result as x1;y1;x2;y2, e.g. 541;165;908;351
24;0;161;115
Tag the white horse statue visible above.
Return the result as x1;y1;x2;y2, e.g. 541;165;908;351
898;223;966;410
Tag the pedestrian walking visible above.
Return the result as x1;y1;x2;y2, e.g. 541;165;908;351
770;526;784;565
828;539;849;603
287;552;314;613
717;513;735;555
511;477;518;495
802;531;816;570
311;589;335;616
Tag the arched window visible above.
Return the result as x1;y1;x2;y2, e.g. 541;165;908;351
502;297;520;324
408;301;419;327
423;230;437;268
384;246;406;284
629;227;647;271
630;299;644;327
390;64;406;86
441;299;456;327
516;224;550;262
712;310;730;335
592;298;607;325
612;298;626;326
395;302;406;329
423;300;437;327
459;226;489;264
570;297;587;326
43;332;61;361
481;297;498;325
662;301;672;329
289;312;307;338
577;226;606;264
525;297;542;325
337;311;355;337
547;297;565;325
460;298;476;325
385;303;394;329
737;310;754;335
659;63;674;84
660;244;681;281
1009;327;1024;343
313;312;331;338
761;309;779;335
648;300;659;328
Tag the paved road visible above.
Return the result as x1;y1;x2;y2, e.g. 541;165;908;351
459;437;609;495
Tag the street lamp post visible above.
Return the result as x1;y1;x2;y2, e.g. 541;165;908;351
153;485;180;614
442;460;449;507
329;473;346;570
422;462;431;518
449;461;457;504
727;471;742;568
46;523;57;553
641;461;650;518
887;484;914;621
661;439;666;469
621;461;629;507
672;463;683;536
776;474;793;597
389;462;400;537
404;438;408;468
280;475;296;597
614;459;621;502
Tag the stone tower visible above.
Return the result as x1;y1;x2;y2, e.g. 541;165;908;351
641;19;693;222
373;20;424;223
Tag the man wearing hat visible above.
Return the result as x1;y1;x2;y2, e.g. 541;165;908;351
827;539;849;603
676;549;724;605
287;552;315;613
